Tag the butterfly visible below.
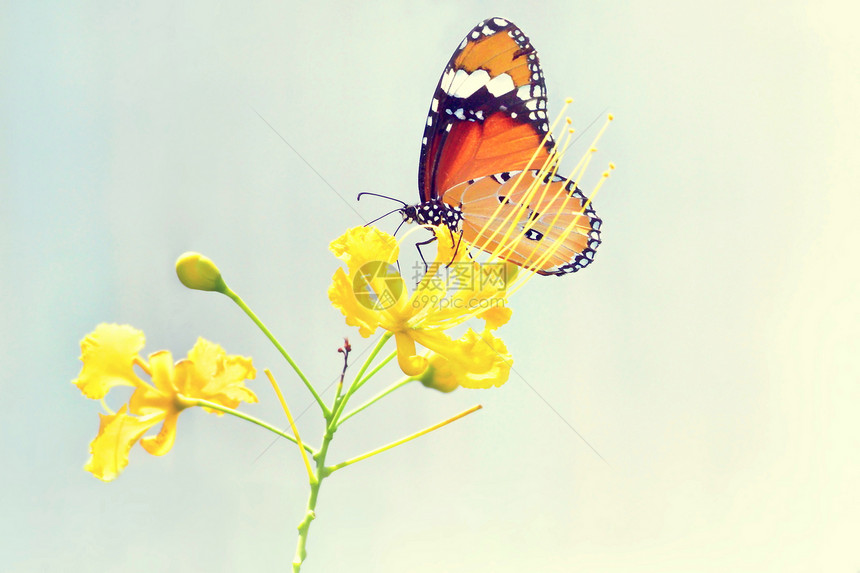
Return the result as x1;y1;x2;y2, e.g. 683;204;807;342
362;17;602;275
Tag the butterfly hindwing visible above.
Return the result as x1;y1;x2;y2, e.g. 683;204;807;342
440;171;602;275
418;17;555;203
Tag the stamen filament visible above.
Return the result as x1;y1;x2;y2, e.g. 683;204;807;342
472;105;570;255
478;112;614;279
265;369;316;484
327;404;482;473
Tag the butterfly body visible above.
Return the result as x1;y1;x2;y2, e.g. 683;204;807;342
401;199;463;231
401;17;602;276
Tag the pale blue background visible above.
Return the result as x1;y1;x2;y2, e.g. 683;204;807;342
2;1;858;571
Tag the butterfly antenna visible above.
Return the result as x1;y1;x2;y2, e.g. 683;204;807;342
363;207;405;228
356;192;407;207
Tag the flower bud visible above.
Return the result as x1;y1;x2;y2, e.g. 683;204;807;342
175;252;227;293
414;355;459;393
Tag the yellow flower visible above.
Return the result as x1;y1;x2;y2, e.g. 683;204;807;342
73;324;256;481
328;226;516;381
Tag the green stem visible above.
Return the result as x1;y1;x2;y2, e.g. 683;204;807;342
354;351;396;391
224;287;329;417
336;377;413;428
293;430;334;572
350;333;392;388
190;398;316;455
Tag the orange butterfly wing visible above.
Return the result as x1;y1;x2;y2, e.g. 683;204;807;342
441;171;602;275
418;17;554;202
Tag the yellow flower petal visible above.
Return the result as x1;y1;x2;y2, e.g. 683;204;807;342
183;338;257;410
421;330;512;390
148;350;179;395
328;267;383;337
329;226;399;272
73;324;146;399
394;332;428;377
85;405;163;482
477;305;512;330
140;411;180;456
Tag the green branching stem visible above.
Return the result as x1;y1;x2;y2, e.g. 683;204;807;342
190;398;316;456
336;377;414;428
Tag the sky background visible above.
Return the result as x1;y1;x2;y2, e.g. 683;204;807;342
2;1;858;571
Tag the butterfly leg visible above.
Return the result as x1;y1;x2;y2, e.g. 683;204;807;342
415;234;438;276
445;230;464;269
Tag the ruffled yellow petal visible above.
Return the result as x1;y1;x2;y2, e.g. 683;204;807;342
183;338;257;410
85;405;163;482
328;267;383;337
73;324;146;399
454;330;512;389
421;329;512;390
432;225;469;266
127;351;179;417
477;305;512;330
329;226;399;272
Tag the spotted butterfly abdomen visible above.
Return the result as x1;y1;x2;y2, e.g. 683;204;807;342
401;199;464;231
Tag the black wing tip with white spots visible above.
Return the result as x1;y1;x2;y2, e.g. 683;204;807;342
418;18;553;199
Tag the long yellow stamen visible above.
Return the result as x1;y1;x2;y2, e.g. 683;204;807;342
515;113;613;272
475;107;581;262
515;153;614;281
327;405;482;472
264;369;316;484
483;112;614;280
471;99;574;253
487;121;578;265
509;161;614;295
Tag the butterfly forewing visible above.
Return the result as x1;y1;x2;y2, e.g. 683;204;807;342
441;171;602;275
418;17;555;202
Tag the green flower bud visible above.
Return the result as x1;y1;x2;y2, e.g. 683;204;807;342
175;252;227;293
